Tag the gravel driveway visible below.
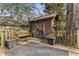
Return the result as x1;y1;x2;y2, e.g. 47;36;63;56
5;42;68;56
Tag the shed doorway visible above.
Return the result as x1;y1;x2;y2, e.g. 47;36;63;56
32;22;45;39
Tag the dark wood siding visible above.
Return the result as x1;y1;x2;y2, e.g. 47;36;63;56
30;20;51;38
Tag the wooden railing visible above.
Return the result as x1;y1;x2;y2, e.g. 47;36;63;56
55;30;77;48
0;28;15;47
0;27;31;47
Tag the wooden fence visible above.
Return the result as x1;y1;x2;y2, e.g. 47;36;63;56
55;30;77;48
0;27;31;47
0;27;15;47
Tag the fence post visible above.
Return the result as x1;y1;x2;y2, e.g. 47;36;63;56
5;30;8;40
77;30;79;48
1;30;4;47
10;28;13;39
8;29;11;39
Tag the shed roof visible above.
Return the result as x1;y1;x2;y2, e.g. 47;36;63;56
28;13;57;22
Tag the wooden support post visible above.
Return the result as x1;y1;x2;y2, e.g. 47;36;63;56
5;30;8;40
1;30;4;47
77;30;79;48
11;29;14;38
8;29;10;39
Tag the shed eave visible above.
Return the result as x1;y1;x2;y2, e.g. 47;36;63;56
28;13;57;22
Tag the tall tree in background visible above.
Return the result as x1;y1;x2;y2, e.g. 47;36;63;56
0;3;44;27
44;3;66;30
0;3;44;19
0;3;32;20
0;3;33;27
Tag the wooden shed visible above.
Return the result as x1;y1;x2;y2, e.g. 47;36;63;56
29;13;58;39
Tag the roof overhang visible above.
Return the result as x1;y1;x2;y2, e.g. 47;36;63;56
28;13;57;22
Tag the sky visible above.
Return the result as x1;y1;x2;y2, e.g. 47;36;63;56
2;3;45;16
1;3;66;16
35;3;45;15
